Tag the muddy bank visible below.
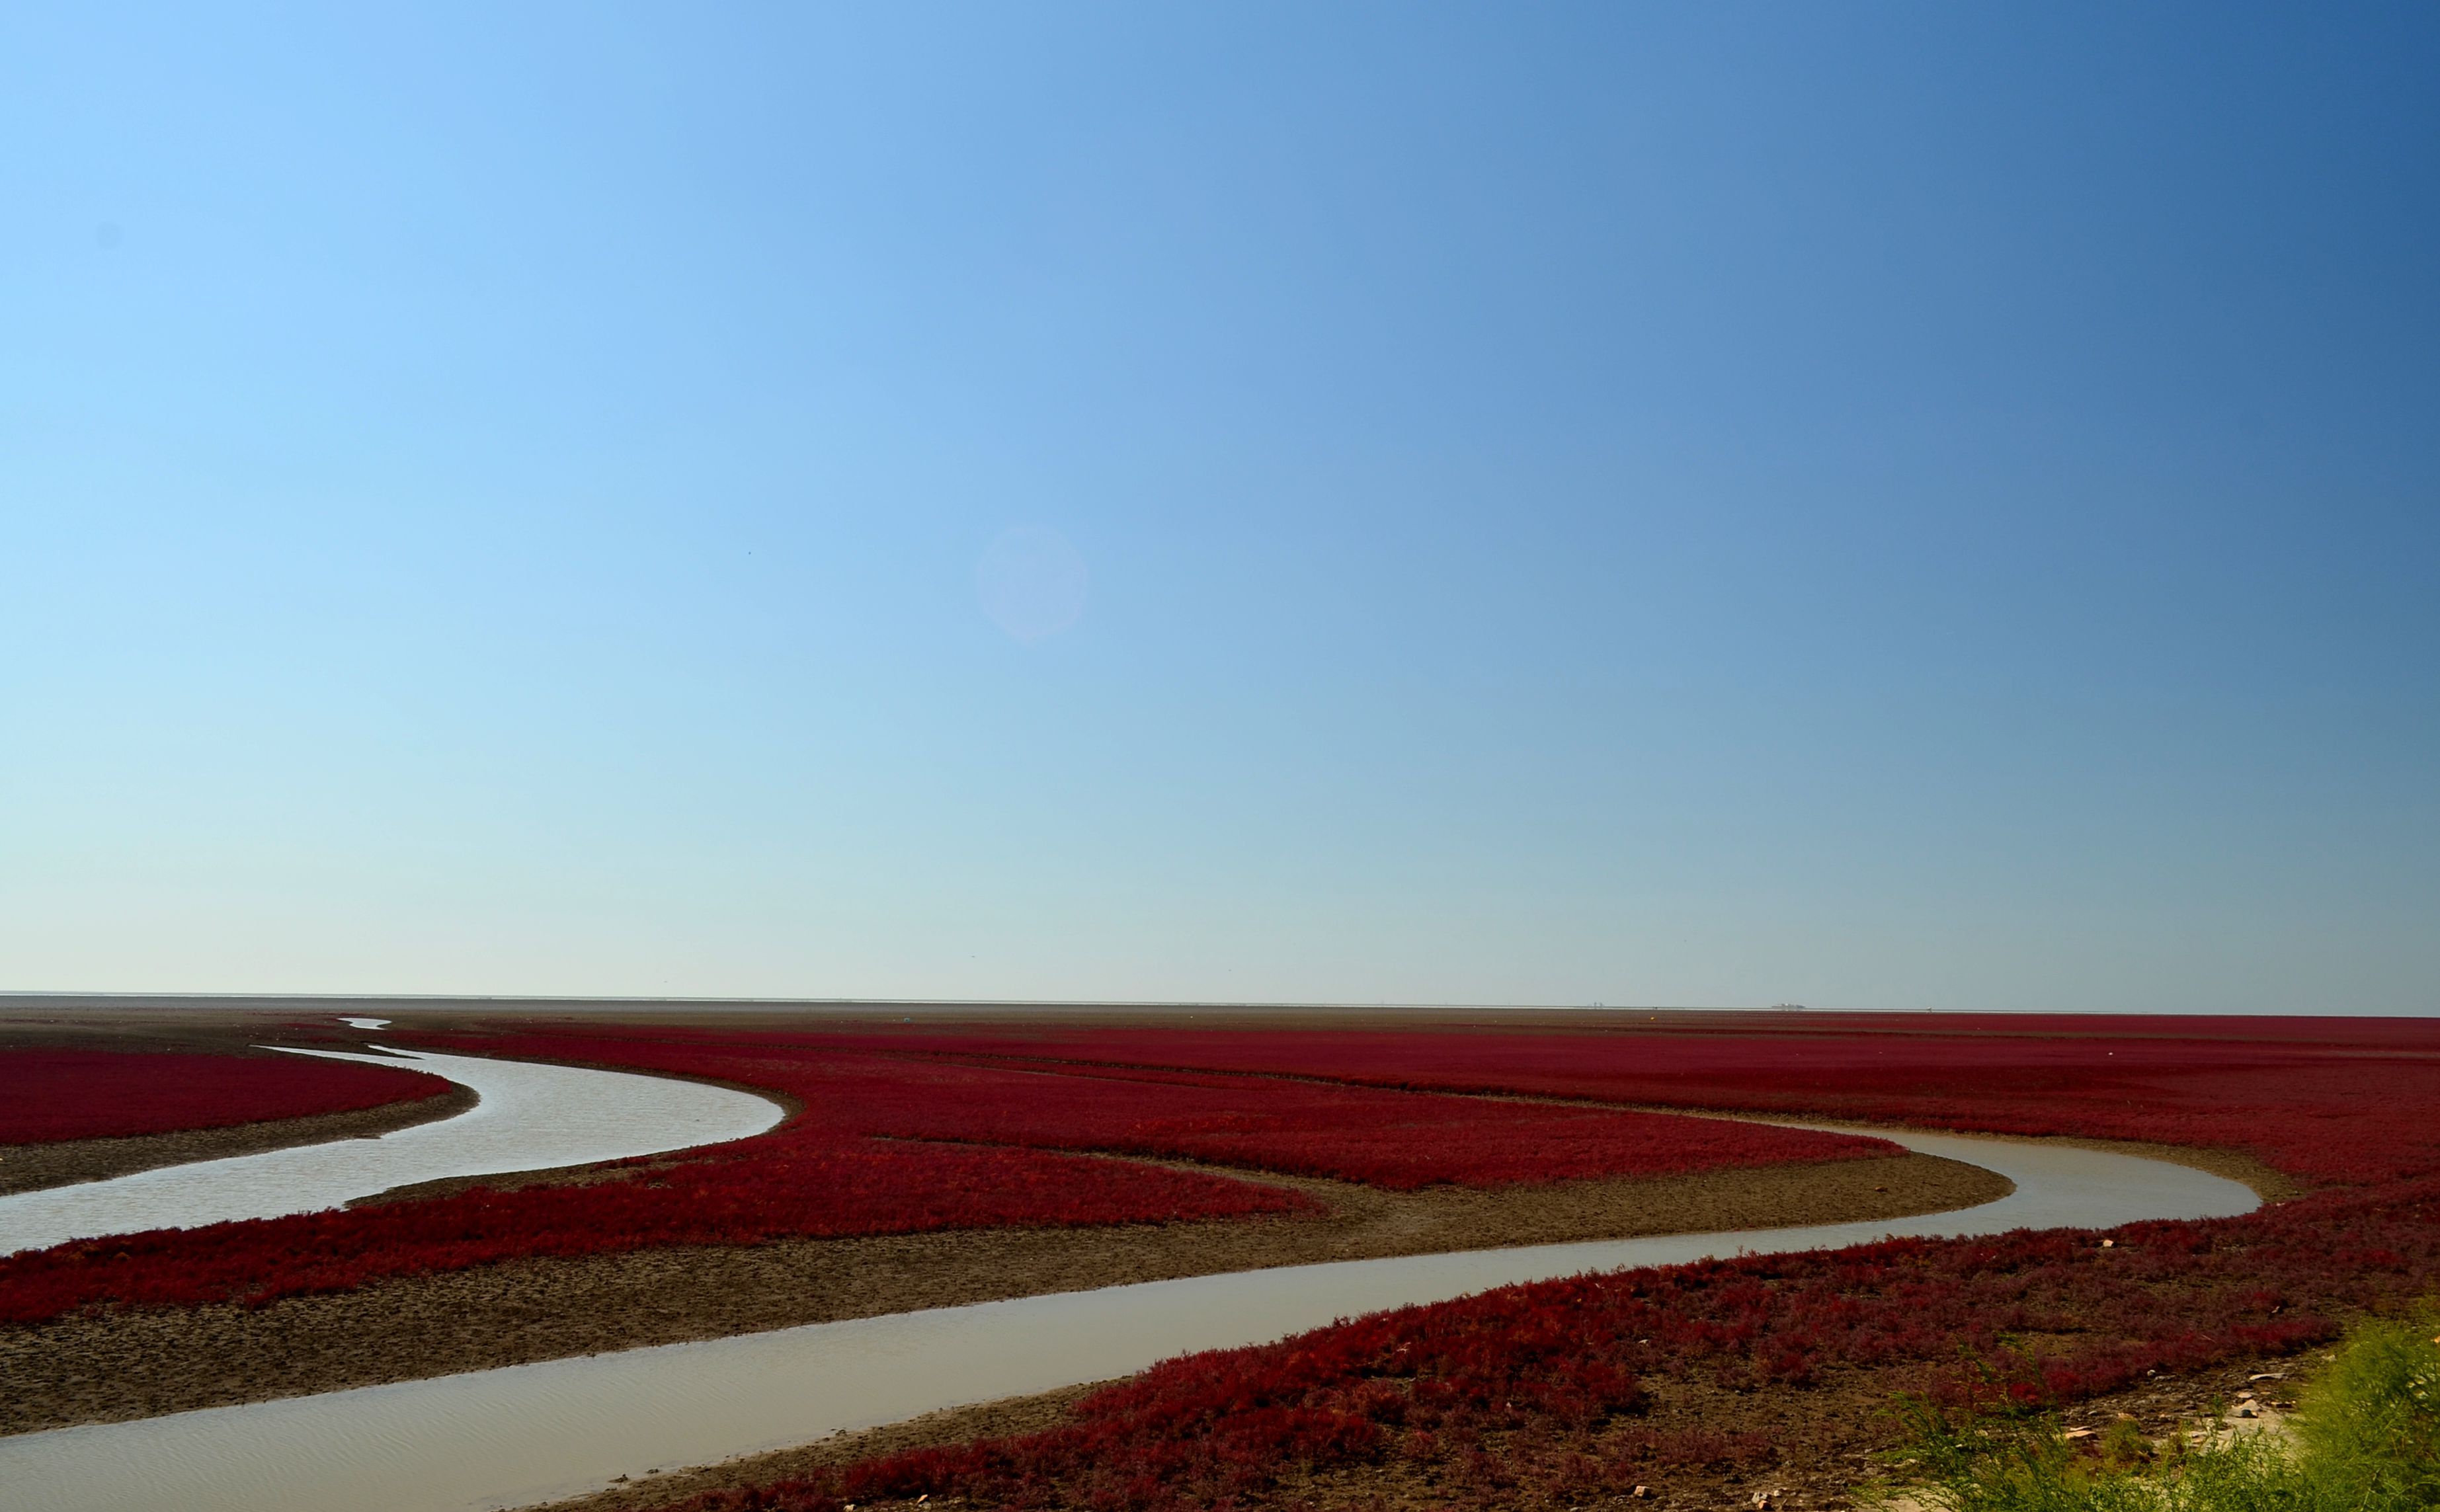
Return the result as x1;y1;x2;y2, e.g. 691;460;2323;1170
0;1151;2000;1435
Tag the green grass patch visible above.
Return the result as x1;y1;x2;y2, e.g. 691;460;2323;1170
1889;1308;2439;1512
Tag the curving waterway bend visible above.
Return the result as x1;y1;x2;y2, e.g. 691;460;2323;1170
0;1107;2257;1512
0;1047;786;1257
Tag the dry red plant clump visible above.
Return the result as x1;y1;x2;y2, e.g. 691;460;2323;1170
0;1049;451;1144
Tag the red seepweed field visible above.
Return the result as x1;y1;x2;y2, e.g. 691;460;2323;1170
838;1015;2440;1186
0;1023;1886;1322
564;1014;2440;1512
698;1189;2440;1512
0;1048;451;1144
9;1014;2440;1512
405;1025;1896;1188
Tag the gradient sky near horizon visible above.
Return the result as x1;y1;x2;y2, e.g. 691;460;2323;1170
5;4;2435;1012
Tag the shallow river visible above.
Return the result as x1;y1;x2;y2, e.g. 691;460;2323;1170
0;1115;2257;1512
0;1047;785;1257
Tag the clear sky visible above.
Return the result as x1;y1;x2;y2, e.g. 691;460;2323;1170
4;4;2435;1012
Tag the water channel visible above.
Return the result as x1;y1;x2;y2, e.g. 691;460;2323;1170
0;1047;786;1257
0;1113;2259;1512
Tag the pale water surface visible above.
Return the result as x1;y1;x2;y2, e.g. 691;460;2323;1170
0;1047;785;1257
0;1122;2257;1512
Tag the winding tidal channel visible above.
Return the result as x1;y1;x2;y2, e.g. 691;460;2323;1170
0;1056;2259;1512
0;1047;786;1257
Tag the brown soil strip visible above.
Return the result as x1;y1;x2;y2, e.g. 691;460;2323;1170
0;1084;478;1197
0;1151;2000;1436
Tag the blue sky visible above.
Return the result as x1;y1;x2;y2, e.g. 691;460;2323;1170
4;3;2434;1010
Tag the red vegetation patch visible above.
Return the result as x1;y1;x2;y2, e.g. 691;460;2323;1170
845;1019;2440;1187
0;1049;450;1144
602;1016;2440;1512
0;1045;1300;1321
413;1029;1893;1190
0;1027;1885;1322
663;1172;2440;1512
762;1279;1657;1512
0;1140;1295;1324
